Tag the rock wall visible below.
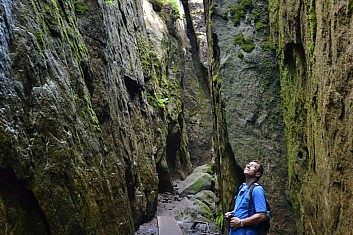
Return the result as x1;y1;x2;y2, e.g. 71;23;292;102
0;0;158;233
270;0;353;234
205;0;296;233
5;0;350;233
0;0;212;234
182;0;214;167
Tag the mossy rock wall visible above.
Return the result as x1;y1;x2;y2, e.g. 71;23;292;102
205;0;296;233
0;0;159;234
0;0;197;234
270;0;353;234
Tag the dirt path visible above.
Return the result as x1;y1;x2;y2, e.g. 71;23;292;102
135;181;182;235
135;181;221;235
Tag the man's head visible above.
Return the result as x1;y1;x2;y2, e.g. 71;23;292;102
244;160;263;181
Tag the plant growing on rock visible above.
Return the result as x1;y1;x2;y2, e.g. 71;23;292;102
260;41;274;51
105;0;115;5
255;21;268;32
229;0;253;26
234;34;255;52
237;50;245;58
152;0;180;18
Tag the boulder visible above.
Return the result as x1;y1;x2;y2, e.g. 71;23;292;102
173;194;214;222
178;172;213;197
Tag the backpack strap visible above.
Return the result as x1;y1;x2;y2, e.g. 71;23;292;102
247;182;261;217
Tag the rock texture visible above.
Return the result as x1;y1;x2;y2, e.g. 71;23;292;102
0;0;211;234
178;166;214;197
5;0;352;234
0;0;158;234
157;164;218;223
270;0;353;234
180;0;214;167
205;0;296;233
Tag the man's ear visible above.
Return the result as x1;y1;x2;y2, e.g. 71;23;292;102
255;171;262;178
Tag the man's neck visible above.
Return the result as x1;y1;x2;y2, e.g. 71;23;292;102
245;177;257;186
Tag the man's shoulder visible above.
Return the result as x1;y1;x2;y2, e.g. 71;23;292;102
250;183;266;195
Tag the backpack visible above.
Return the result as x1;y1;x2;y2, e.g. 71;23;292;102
248;183;271;235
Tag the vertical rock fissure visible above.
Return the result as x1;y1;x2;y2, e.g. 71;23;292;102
178;0;213;168
181;0;209;92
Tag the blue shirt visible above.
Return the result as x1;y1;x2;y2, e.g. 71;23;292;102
229;183;267;235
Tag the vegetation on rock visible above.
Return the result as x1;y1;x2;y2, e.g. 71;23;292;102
233;34;255;52
270;0;353;234
230;0;253;26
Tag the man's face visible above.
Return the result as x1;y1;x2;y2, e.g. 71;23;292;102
244;161;260;177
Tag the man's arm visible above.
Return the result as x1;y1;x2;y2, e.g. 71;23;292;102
230;212;266;229
230;186;267;229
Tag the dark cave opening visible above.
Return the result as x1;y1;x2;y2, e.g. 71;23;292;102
0;168;52;234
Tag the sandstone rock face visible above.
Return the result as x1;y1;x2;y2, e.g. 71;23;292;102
0;0;212;234
270;0;353;234
205;0;296;233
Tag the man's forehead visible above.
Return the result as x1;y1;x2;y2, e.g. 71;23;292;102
248;161;259;166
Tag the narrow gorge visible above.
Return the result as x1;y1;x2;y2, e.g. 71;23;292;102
1;0;353;234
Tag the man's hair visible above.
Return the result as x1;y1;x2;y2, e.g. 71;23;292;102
252;160;263;180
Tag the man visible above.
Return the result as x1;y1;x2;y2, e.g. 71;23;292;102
225;160;267;235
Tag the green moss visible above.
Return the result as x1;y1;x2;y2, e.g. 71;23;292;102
309;6;317;35
199;122;208;127
105;0;115;5
230;0;253;26
254;10;260;21
222;11;229;20
40;0;88;61
347;0;353;14
212;74;222;90
215;210;224;229
74;91;101;133
157;97;169;105
74;2;89;12
189;111;198;117
237;50;244;58
136;33;184;122
167;0;180;17
233;34;243;45
30;1;46;57
241;42;255;53
230;6;245;26
238;0;252;8
32;0;98;132
209;161;216;175
138;20;184;137
308;6;316;55
154;0;180;18
309;42;315;54
234;34;255;53
260;41;274;51
255;21;268;31
136;37;151;74
34;29;46;56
